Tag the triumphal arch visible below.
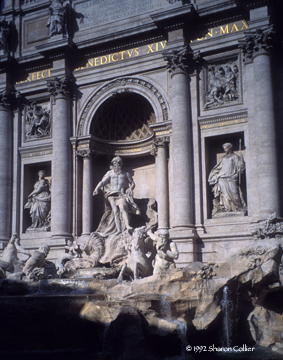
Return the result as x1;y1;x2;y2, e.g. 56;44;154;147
0;0;282;267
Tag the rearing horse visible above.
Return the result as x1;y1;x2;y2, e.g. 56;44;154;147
117;226;154;283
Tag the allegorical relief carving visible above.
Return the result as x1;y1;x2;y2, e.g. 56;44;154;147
24;170;51;231
25;102;51;140
208;143;246;217
204;59;241;109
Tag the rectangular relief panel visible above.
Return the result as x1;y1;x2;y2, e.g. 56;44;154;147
202;51;243;111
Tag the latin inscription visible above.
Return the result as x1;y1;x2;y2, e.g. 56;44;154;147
194;20;248;42
75;41;167;71
76;0;168;29
16;20;249;84
16;69;52;84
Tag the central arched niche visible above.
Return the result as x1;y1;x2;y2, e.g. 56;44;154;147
90;92;156;141
89;92;157;231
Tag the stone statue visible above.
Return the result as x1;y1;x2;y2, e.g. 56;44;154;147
0;16;9;55
15;241;50;277
56;239;81;275
0;234;20;278
147;229;179;274
117;226;154;283
24;170;51;231
46;0;67;38
208;143;246;216
93;156;141;235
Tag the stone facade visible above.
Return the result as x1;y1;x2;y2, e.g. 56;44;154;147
0;0;282;266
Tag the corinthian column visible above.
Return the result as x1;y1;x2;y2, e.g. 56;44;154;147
0;92;13;243
163;47;197;235
239;27;280;219
77;149;94;235
152;137;170;230
48;77;74;238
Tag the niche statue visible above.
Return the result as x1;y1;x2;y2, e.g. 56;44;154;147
24;170;51;231
47;0;67;38
208;142;246;217
93;156;141;235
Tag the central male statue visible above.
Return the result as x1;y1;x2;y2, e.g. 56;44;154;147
93;156;140;235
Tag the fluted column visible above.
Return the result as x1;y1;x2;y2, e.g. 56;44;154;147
163;48;197;234
152;137;170;229
239;28;280;219
0;92;13;243
48;77;74;238
77;149;94;235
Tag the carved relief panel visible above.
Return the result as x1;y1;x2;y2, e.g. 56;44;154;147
24;101;51;141
203;53;242;110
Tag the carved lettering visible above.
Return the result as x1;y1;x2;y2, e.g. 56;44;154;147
76;0;167;30
147;44;154;53
195;21;249;42
220;25;229;35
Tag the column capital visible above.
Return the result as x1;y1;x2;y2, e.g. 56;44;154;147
47;76;75;98
0;90;21;110
163;47;201;76
150;136;170;156
76;148;96;159
238;26;275;63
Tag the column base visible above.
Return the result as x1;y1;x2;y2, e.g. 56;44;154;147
52;234;73;242
170;227;198;267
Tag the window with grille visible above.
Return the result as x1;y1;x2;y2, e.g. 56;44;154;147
91;93;156;141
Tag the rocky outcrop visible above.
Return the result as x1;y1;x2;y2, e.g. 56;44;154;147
1;237;283;358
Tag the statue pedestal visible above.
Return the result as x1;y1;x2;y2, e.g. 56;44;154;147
170;227;198;266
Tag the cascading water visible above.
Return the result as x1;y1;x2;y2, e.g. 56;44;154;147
160;295;188;359
221;285;233;348
160;294;171;320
